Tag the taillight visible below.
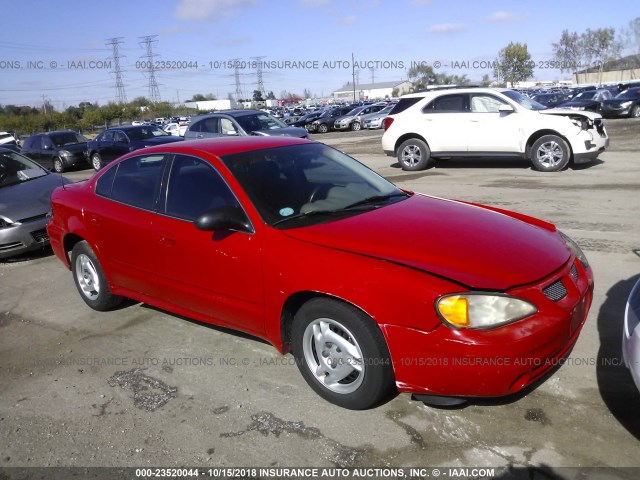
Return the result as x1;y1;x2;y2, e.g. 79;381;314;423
383;117;394;131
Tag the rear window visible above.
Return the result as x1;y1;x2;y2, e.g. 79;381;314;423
388;97;424;115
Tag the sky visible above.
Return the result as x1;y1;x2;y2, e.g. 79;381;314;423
0;0;637;110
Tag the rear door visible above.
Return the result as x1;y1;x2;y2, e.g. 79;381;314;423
420;93;469;153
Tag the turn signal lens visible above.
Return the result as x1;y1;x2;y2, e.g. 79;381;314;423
437;294;537;329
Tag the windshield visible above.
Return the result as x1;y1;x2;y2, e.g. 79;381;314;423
378;105;393;114
221;143;406;228
235;113;288;132
574;91;596;100
0;149;48;188
502;90;547;110
346;106;365;116
49;132;87;147
126;126;169;140
615;88;640;100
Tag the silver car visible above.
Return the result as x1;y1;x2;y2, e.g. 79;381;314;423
362;105;394;129
0;148;70;259
185;110;308;140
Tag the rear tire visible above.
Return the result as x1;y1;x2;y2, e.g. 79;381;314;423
91;153;102;171
292;298;394;409
71;241;123;311
530;135;570;172
397;138;432;171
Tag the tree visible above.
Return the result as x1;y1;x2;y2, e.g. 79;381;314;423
252;90;265;102
580;28;623;85
494;42;533;87
302;88;312;99
624;17;640;55
408;64;470;90
266;91;276;100
481;74;491;87
553;30;582;74
190;93;207;101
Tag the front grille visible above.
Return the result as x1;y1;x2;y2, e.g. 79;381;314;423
543;279;568;301
571;264;578;282
30;228;49;242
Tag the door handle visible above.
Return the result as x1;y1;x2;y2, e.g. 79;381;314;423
197;134;204;139
89;215;101;226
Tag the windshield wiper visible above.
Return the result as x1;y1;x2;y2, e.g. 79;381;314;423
272;209;349;227
342;192;408;210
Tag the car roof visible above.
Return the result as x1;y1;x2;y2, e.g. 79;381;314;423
130;135;314;158
191;110;265;121
104;125;161;132
26;130;79;138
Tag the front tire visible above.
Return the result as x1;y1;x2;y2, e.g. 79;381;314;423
53;157;65;173
530;135;570;172
71;241;123;311
630;105;640;118
317;123;329;134
397;138;432;171
292;298;394;409
351;121;361;131
91;153;103;171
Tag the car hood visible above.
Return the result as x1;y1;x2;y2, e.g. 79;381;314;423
252;127;308;138
0;173;69;221
57;143;87;153
559;100;596;107
602;99;637;107
283;194;569;290
539;108;601;120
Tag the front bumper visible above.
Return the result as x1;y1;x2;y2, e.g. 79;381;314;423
622;278;640;393
0;216;50;259
382;258;594;397
571;125;608;164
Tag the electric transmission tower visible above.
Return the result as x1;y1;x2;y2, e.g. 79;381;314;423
139;35;161;102
253;56;266;95
233;59;243;99
106;37;127;104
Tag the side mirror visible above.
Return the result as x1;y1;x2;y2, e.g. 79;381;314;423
498;104;515;113
195;206;252;233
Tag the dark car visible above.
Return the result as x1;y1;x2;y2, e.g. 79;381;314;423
600;88;640;118
21;130;89;173
0;148;70;259
557;89;613;113
307;106;354;133
290;111;325;131
87;125;184;171
530;93;572;109
184;110;308;141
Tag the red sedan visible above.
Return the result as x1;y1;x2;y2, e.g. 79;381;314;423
47;136;593;409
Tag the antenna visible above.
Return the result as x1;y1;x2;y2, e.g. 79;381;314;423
139;35;161;102
106;37;127;104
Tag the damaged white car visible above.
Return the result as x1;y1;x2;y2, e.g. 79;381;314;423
381;87;609;172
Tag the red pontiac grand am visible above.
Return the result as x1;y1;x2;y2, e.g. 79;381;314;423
47;136;593;409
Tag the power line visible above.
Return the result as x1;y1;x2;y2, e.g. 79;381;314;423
139;35;161;102
106;37;127;104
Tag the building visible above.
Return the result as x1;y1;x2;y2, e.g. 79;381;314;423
182;99;237;111
332;80;412;101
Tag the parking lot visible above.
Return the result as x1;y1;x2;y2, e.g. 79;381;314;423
1;119;640;473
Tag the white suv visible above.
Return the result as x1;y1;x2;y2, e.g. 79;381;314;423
381;87;609;172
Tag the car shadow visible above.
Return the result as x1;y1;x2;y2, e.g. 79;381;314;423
596;274;640;440
389;158;604;171
0;246;54;264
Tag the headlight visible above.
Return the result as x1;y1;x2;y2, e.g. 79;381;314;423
58;150;72;156
558;231;589;268
620;101;633;107
436;293;537;329
0;215;17;229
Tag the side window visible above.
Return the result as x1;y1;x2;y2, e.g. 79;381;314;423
469;94;506;113
220;118;236;135
41;136;54;149
101;131;114;142
187;121;201;133
114;131;127;143
23;137;35;150
110;154;166;210
424;94;468;113
165;155;239;221
200;117;220;133
95;165;117;197
389;97;424;115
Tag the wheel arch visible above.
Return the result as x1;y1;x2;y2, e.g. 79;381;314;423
525;130;573;161
394;133;430;156
279;291;382;355
62;233;86;267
